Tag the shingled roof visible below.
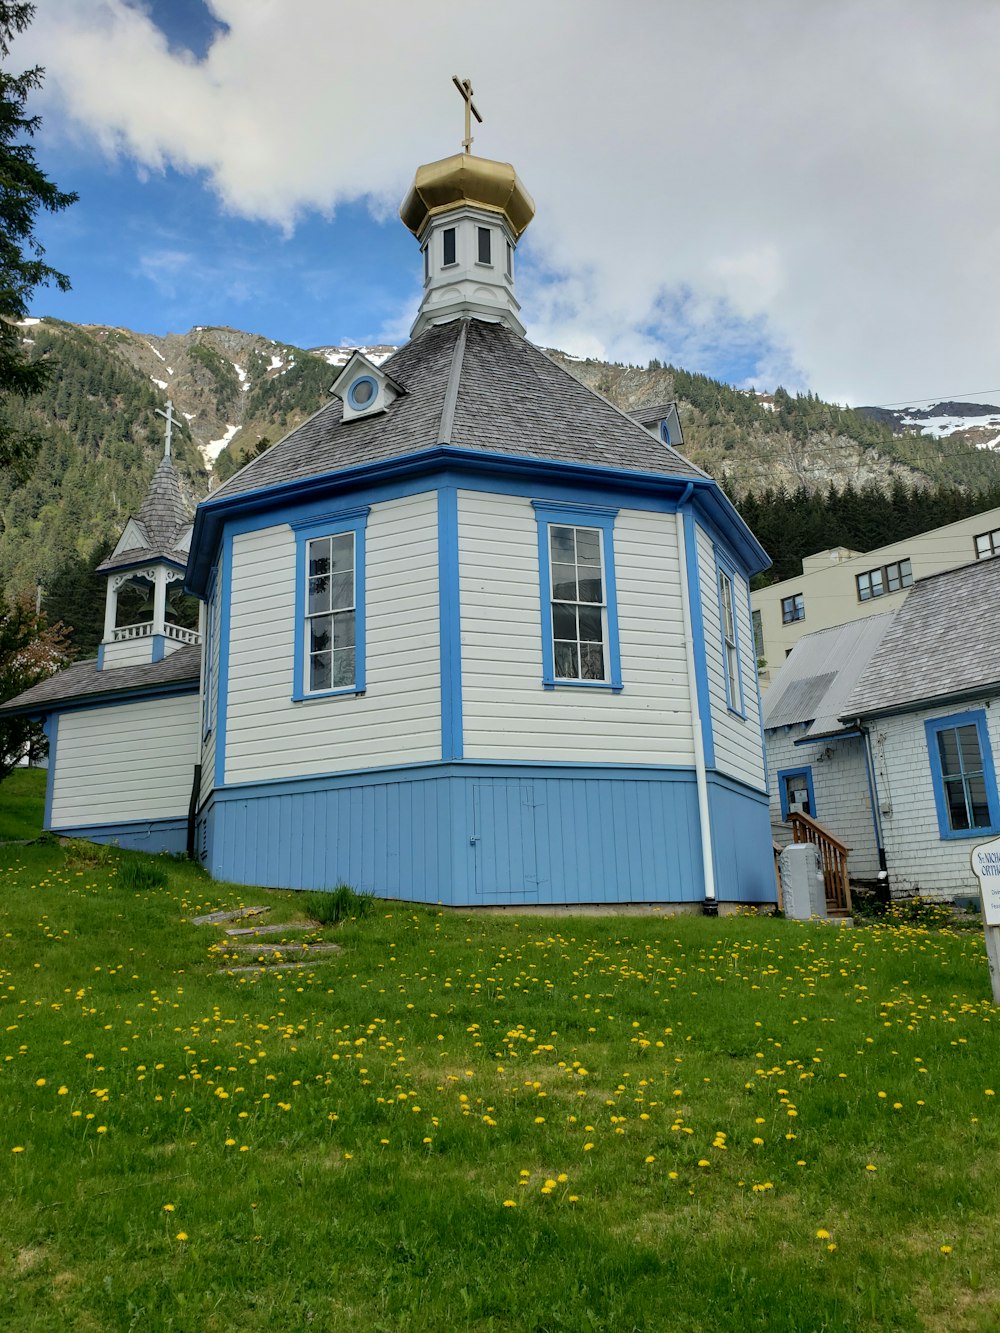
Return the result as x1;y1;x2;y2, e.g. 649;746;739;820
843;558;1000;719
0;644;201;716
97;455;194;574
212;318;705;501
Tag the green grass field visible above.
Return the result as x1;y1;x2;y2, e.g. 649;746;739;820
1;771;998;1330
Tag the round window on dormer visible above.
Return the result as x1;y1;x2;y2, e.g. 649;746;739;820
348;375;377;410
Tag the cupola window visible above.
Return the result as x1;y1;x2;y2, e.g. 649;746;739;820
506;241;513;278
422;244;429;282
442;227;457;266
477;227;492;264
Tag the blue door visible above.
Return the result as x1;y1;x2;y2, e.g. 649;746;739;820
471;783;541;897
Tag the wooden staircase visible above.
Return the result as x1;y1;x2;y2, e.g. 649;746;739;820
787;811;852;917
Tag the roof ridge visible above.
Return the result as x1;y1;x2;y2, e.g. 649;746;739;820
437;319;469;445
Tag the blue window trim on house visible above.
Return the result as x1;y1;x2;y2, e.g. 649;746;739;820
438;486;463;760
213;535;233;792
714;548;747;718
202;566;216;739
531;500;623;691
42;714;57;831
682;508;716;771
777;765;815;820
925;709;1000;840
290;506;370;703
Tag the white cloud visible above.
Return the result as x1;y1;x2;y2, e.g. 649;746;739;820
18;0;1000;403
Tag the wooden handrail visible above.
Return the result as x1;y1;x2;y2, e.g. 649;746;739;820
788;811;852;915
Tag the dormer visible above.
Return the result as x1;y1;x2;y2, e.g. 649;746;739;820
630;402;685;450
331;351;405;423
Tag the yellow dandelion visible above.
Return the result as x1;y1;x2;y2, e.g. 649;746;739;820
176;1231;188;1242
940;1244;952;1254
503;1199;516;1208
865;1164;877;1172
816;1229;830;1240
11;1145;24;1154
35;1078;46;1087
163;1203;175;1212
583;1142;594;1151
557;1173;568;1183
644;1155;656;1164
697;1159;710;1167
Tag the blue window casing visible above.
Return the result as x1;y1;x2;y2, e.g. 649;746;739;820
201;565;217;738
291;506;369;702
715;550;746;717
532;500;622;691
925;709;1000;840
777;766;815;820
347;375;378;412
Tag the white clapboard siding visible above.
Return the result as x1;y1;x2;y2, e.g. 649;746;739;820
458;491;695;765
102;637;154;670
51;694;200;826
199;558;222;805
696;525;766;790
223;490;441;784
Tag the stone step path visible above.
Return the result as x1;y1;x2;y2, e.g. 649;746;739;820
192;905;271;926
220;940;341;955
225;920;320;938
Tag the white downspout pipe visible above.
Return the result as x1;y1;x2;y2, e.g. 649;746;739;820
675;484;717;909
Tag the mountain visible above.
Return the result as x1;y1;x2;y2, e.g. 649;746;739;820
5;315;1000;635
858;400;1000;449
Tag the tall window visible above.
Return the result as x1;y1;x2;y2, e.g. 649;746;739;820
550;525;606;681
291;506;369;701
532;501;622;691
718;567;743;713
477;226;492;264
781;593;804;624
752;608;765;660
306;533;355;692
926;711;1000;839
442;227;456;266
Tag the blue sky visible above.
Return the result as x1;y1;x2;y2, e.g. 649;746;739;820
20;1;1000;406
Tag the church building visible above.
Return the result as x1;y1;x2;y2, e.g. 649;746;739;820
3;121;775;909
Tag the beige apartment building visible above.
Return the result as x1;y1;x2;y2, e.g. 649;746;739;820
752;505;1000;688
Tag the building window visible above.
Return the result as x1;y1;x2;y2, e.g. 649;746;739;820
777;767;814;820
781;593;804;624
422;244;429;283
291;507;369;701
532;501;622;691
925;710;1000;839
442;227;456;266
975;528;1000;559
477;226;491;264
506;240;513;278
857;558;911;601
717;564;744;714
752;608;765;660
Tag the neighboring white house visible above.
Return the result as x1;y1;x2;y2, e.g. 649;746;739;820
752;506;1000;683
3;141;776;909
841;558;1000;901
762;614;895;882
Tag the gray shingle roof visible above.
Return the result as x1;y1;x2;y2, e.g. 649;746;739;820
212;318;704;501
843;558;1000;718
98;455;194;573
0;644;200;716
763;613;896;736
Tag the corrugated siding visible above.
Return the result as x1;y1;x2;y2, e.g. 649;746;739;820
696;525;766;789
51;695;200;826
458;491;695;764
199;558;222;806
224;490;441;783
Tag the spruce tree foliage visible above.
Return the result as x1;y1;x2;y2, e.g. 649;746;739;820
41;536;113;659
0;2;77;468
0;591;67;777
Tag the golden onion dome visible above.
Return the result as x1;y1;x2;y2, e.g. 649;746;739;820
399;153;535;241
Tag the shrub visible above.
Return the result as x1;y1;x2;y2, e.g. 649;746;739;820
114;854;168;892
302;883;375;926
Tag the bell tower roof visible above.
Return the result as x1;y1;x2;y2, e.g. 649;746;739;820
399;153;535;241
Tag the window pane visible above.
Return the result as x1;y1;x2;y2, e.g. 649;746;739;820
554;641;579;679
333;647;355;689
550;527;575;562
900;559;912;586
310;616;332;654
308;537;331;578
551;562;578;601
330;572;353;610
968;774;990;827
886;565;901;592
330;533;354;572
577;572;603;603
578;604;603;643
552;603;577;640
443;228;456;264
576;529;601;565
937;728;961;777
310;651;332;691
870;570;884;596
977;534;991;558
957;724;983;773
333;609;355;649
580;642;606;680
944;777;970;829
478;227;491;263
308;574;331;615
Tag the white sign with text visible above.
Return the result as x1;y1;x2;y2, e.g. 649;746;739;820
971;837;1000;926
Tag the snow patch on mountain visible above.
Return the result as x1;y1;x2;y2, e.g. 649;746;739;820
203;423;241;465
234;364;250;390
146;341;166;363
150;377;168;390
313;344;397;368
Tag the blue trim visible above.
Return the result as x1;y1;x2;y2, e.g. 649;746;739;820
202;565;216;739
777;765;816;820
682;508;715;770
924;709;1000;840
102;555;187;579
714;547;747;718
291;506;369;702
42;715;57;830
186;448;769;597
15;680;198;720
96;644;105;671
532;500;623;691
51;817;188;855
214;535;233;792
151;634;166;663
438;487;463;759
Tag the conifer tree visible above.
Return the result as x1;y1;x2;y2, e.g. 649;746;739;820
0;1;76;468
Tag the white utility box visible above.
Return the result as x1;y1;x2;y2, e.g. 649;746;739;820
780;843;827;920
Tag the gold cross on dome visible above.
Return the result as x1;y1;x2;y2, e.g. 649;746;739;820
452;76;482;154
